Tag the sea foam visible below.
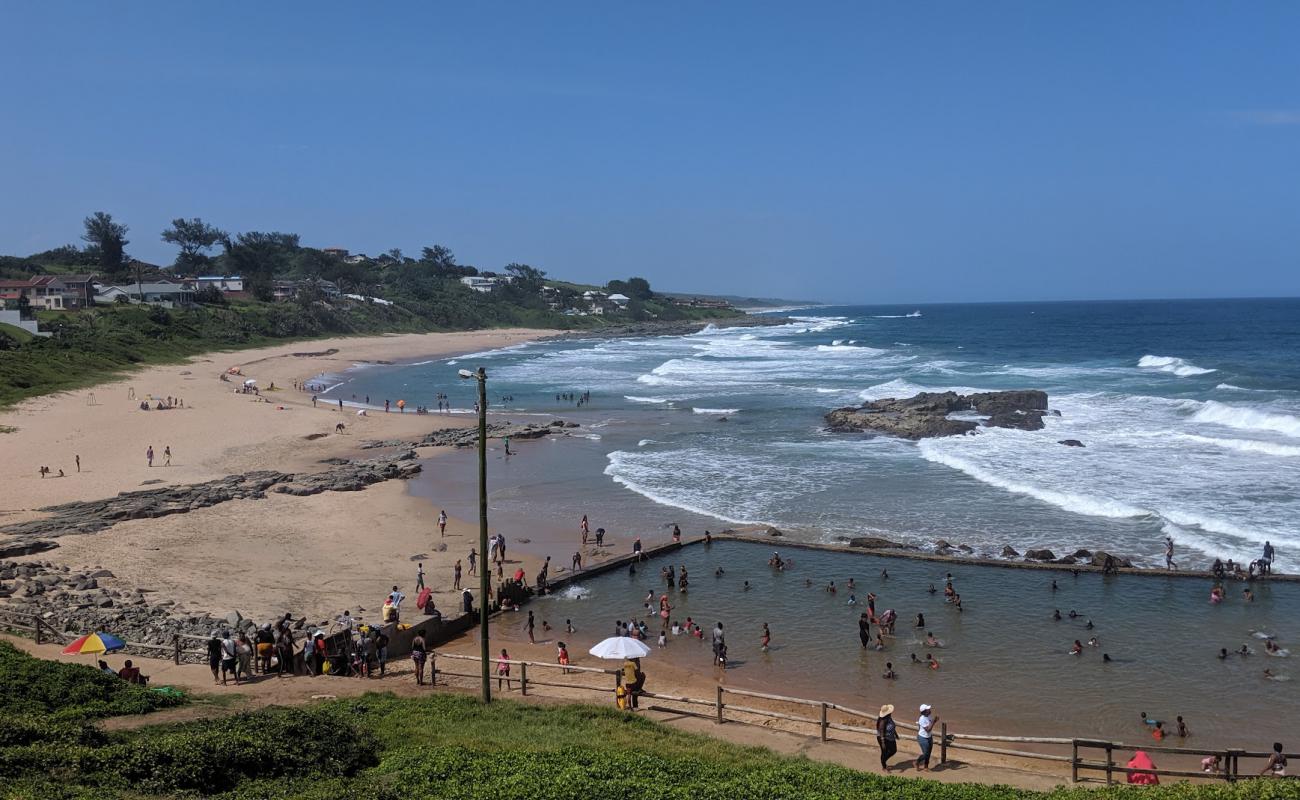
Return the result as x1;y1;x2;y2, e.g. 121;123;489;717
1192;401;1300;439
1137;354;1216;377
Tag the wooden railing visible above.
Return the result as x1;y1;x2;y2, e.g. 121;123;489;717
0;609;209;664
429;650;1294;784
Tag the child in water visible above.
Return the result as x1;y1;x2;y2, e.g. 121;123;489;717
658;629;667;648
761;623;771;652
926;653;940;670
847;594;857;605
882;662;897;679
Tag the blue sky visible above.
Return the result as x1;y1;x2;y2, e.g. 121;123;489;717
2;2;1297;303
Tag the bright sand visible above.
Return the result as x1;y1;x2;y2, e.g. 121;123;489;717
0;329;550;622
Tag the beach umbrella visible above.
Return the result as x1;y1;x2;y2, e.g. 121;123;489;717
243;378;257;386
62;632;126;656
588;636;651;660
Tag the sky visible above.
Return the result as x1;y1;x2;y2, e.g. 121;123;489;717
1;2;1298;304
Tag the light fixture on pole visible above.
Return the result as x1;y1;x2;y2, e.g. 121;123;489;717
458;366;491;703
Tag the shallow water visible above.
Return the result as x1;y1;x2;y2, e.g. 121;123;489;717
528;540;1298;748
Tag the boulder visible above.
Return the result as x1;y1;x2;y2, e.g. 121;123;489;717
826;389;1050;440
1072;549;1092;559
1058;439;1085;447
847;537;911;550
1090;550;1133;569
1024;549;1056;561
765;527;783;537
1001;546;1020;558
0;540;58;558
224;610;243;627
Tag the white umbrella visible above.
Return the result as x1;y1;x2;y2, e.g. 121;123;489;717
588;636;652;660
243;378;257;386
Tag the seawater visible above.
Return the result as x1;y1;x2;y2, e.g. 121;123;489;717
531;540;1298;748
334;298;1300;570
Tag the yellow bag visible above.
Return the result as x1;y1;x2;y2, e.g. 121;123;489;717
615;684;628;710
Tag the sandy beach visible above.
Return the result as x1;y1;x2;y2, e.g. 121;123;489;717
0;328;551;622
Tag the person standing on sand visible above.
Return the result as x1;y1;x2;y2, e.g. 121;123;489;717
468;548;477;575
411;630;428;685
876;704;898;771
416;563;425;592
581;514;589;544
75;454;80;473
916;704;938;771
163;446;171;467
438;509;448;537
454;560;462;590
146;445;154;468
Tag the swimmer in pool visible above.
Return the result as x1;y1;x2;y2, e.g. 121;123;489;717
1141;712;1159;727
910;653;921;664
743;581;751;591
1051;580;1058;591
1103;653;1112;663
1053;609;1062;621
883;662;897;679
715;567;724;577
1087;637;1099;647
1239;644;1252;656
915;613;926;628
805;578;813;587
927;584;937;595
1219;648;1229;660
925;632;942;648
881;569;889;579
827;581;836;594
1243;588;1253;602
926;653;940;669
847;594;857;605
1086;620;1095;630
1070;640;1084;655
1068;610;1079;619
847;578;855;591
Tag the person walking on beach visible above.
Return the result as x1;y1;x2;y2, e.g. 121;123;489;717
438;509;447;537
146;445;154;468
468;548;477;575
1165;536;1178;570
454;560;462;590
876;704;899;771
416;563;425;591
75;454;80;473
915;704;938;771
163;446;171;467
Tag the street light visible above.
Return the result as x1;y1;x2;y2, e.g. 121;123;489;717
458;366;491;703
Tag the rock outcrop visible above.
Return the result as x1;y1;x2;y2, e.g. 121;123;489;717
360;420;574;450
0;452;422;541
1058;439;1085;448
825;390;1050;440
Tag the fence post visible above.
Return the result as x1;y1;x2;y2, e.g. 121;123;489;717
520;662;528;696
940;723;948;765
173;635;181;665
715;685;724;724
1105;743;1114;786
1071;740;1078;783
1228;749;1243;782
820;702;828;742
34;617;45;645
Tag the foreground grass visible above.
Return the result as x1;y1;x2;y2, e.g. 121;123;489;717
4;687;1298;799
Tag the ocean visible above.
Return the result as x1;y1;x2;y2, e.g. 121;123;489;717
329;298;1300;572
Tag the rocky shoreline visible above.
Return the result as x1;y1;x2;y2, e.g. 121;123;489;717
826;389;1052;439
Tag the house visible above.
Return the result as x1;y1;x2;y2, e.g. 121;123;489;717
195;276;244;293
607;293;630;308
460;275;514;293
322;247;350;259
0;275;97;310
343;254;369;264
271;278;341;302
95;279;196;307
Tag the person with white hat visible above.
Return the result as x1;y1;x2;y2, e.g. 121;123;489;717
876;704;898;770
916;703;939;771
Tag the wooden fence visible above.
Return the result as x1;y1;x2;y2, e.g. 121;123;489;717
429;650;1296;785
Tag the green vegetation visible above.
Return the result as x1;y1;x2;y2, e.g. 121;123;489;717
1;677;1294;799
0;211;745;407
0;321;34;345
0;640;185;722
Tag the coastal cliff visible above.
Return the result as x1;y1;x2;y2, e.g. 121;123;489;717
825;389;1049;439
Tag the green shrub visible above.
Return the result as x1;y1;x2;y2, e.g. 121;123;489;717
0;640;184;720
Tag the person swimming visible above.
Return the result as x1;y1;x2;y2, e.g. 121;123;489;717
1070;640;1084;655
1086;619;1094;630
882;662;897;679
910;653;921;664
1141;712;1159;726
1068;610;1079;619
925;632;942;648
1051;579;1058;591
847;578;856;591
847;594;857;605
927;584;937;595
915;613;926;628
826;581;837;594
1219;648;1229;660
926;653;940;669
1053;609;1062;621
881;569;889;579
715;567;724;577
1087;637;1099;647
743;581;751;591
1103;653;1112;663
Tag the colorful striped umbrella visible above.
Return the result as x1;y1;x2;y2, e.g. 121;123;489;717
62;632;126;655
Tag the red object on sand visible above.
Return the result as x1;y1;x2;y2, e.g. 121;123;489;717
1126;751;1160;785
416;588;432;611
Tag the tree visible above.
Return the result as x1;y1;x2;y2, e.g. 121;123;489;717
161;218;227;272
419;245;456;273
504;262;546;293
221;231;300;301
81;212;129;275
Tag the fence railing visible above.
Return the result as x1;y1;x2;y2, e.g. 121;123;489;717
428;650;1295;785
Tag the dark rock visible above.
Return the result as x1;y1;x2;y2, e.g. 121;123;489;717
934;539;953;550
1001;545;1020;558
1089;550;1133;569
1058;439;1085;448
1072;549;1092;559
0;540;58;558
765;527;783;537
1055;556;1078;564
957;544;974;553
826;390;1049;440
1024;549;1056;561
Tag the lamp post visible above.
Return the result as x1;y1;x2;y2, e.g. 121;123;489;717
458;366;491;703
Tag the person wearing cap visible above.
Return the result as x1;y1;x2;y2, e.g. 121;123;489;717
916;703;939;771
876;704;898;770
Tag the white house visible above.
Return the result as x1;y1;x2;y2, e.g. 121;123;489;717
195;276;244;292
607;293;630;308
95;280;196;307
